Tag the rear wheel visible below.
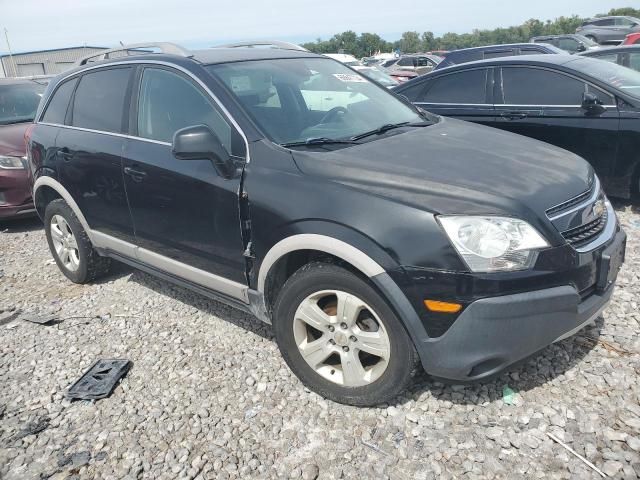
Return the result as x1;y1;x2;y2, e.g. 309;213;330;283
585;34;598;44
44;199;111;284
273;262;419;406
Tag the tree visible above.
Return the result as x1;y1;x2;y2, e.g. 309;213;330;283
421;32;436;52
300;7;640;57
399;31;422;53
607;7;640;17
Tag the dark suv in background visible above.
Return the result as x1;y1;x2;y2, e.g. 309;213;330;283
577;16;640;44
28;42;625;406
531;34;601;53
435;43;566;70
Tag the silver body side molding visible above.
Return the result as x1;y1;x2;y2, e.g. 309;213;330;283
257;234;385;293
33;177;249;303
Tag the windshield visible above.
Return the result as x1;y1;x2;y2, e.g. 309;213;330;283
0;81;46;125
207;58;423;145
571;57;640;99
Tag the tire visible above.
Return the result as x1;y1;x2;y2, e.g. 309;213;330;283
585;34;598;44
44;199;111;284
273;262;419;406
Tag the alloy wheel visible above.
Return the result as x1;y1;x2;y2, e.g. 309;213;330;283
293;290;391;387
50;214;80;272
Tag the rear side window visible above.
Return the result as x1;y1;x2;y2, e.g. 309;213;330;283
590;53;620;64
397;57;415;67
519;48;543;55
594;18;615;26
558;38;579;52
484;49;514;59
420;69;488;104
41;78;77;124
630;53;640;71
71;68;131;133
502;68;586;105
137;68;232;151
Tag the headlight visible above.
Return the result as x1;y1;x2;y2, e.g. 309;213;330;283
438;216;549;272
0;155;25;169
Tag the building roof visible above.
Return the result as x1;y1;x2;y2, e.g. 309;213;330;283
0;46;107;59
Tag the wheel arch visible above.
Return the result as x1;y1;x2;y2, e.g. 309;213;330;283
33;176;94;241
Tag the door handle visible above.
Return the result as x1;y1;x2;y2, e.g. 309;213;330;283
501;111;528;120
124;166;147;181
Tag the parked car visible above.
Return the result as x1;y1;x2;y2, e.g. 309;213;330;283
393;54;640;198
579;45;640;72
0;77;49;220
623;32;640;45
435;43;567;70
576;16;640;44
387;69;419;83
531;34;601;54
383;54;441;75
29;43;625;405
352;65;398;87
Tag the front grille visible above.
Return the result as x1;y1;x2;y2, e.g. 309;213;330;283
546;184;594;217
561;207;608;248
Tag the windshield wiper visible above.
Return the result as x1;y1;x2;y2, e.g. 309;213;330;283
281;137;360;148
0;118;33;126
350;121;431;141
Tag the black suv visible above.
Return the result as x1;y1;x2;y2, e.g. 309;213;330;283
28;42;626;406
435;43;566;70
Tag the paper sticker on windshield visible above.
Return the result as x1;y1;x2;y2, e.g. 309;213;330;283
333;73;366;83
229;76;251;92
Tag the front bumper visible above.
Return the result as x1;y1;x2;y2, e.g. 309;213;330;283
0;167;33;219
375;227;626;381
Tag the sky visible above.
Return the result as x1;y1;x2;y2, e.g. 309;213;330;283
0;0;631;54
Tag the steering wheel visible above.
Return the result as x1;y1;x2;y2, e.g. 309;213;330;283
319;106;348;124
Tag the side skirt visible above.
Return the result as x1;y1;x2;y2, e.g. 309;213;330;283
103;250;258;319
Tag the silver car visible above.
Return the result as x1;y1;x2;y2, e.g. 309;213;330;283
577;16;640;45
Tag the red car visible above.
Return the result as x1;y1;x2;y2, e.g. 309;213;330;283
387;69;419;83
0;77;48;220
623;33;640;45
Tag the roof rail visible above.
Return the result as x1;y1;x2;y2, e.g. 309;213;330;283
214;40;308;52
74;42;191;66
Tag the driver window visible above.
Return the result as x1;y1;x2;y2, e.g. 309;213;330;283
137;68;232;151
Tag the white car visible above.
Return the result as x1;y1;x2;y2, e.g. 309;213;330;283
323;53;362;66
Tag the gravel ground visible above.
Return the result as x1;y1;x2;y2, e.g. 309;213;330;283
1;204;639;480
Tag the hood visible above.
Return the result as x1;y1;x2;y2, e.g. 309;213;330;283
0;122;29;157
292;117;593;222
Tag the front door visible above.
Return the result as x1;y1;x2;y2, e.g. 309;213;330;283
495;66;620;178
122;66;248;286
57;66;135;242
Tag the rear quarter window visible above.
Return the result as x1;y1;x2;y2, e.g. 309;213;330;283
41;78;77;124
71;67;131;133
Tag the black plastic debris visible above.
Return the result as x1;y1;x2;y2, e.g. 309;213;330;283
11;417;50;441
65;359;132;401
0;310;20;327
23;314;60;326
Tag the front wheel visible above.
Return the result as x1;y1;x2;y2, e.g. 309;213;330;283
273;262;419;406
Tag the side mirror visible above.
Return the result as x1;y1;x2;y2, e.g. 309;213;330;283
172;125;235;178
576;43;587;53
581;92;606;115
